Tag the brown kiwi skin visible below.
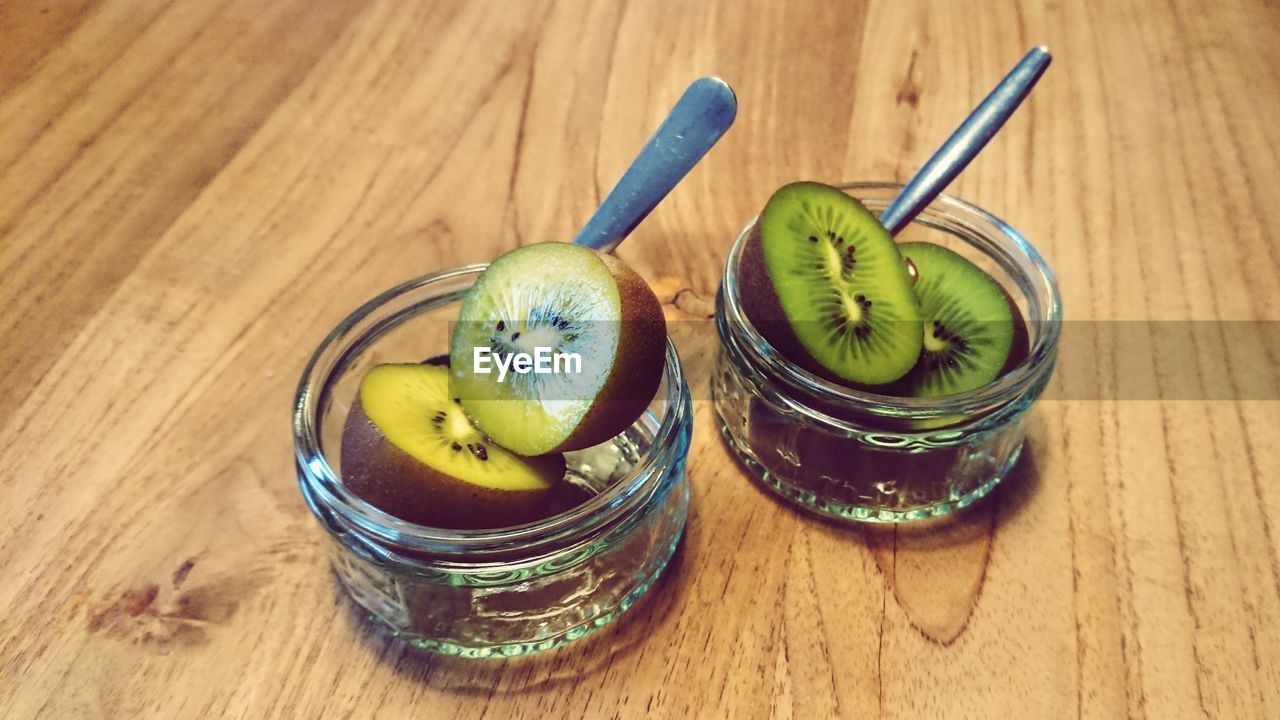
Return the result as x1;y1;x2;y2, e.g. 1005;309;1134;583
545;250;667;452
738;224;852;384
340;397;566;530
998;285;1030;376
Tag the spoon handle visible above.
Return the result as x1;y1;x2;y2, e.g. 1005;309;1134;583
879;46;1052;236
572;77;738;253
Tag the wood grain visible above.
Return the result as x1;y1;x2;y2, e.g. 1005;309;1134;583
2;0;1279;717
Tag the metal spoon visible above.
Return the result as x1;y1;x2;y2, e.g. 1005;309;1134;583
572;77;738;253
879;46;1052;236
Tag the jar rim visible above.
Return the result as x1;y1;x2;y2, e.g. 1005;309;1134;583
719;181;1062;420
293;263;691;557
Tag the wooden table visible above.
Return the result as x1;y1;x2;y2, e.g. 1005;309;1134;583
4;0;1279;717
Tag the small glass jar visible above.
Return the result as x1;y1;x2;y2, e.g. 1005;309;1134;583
294;265;692;657
713;183;1061;523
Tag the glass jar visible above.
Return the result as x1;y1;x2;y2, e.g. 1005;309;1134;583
713;183;1061;523
294;265;692;657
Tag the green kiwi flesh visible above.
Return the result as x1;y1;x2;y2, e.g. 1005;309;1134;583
752;182;923;386
894;242;1015;397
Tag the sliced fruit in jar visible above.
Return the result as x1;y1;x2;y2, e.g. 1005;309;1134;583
340;363;566;529
449;242;666;456
893;242;1015;396
741;182;923;386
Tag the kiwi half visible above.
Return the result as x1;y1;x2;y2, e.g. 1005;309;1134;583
450;242;666;456
892;242;1015;397
341;363;566;529
741;182;923;386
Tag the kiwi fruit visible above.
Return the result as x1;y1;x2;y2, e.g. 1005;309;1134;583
340;363;566;529
449;242;666;456
739;182;923;386
890;242;1015;397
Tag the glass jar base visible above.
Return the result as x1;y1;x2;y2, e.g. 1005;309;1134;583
716;413;1018;524
333;518;686;658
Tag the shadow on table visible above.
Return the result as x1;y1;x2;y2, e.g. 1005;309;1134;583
337;530;689;692
718;422;1044;644
821;444;1042;644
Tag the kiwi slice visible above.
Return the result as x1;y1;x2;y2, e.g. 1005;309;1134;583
892;242;1015;396
449;242;666;456
745;182;923;386
340;363;566;529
